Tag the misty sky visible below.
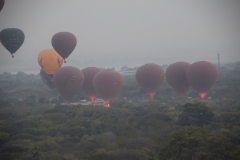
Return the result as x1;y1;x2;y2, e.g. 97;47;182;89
0;0;240;74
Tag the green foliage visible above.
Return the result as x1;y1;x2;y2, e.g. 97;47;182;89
0;131;9;144
177;102;214;127
159;128;237;160
141;147;158;160
0;66;240;159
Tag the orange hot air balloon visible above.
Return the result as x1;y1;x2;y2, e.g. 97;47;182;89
38;49;63;76
186;61;217;98
136;63;165;98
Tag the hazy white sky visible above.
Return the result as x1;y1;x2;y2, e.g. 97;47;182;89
0;0;240;73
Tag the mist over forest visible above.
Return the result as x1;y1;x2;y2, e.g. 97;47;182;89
0;62;240;159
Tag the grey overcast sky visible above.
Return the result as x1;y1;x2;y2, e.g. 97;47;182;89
0;0;240;73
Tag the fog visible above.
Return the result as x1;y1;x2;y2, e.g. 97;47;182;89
0;0;240;74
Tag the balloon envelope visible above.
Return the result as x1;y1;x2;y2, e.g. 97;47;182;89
82;67;101;101
0;28;25;57
40;69;55;89
166;62;191;96
53;66;84;102
93;70;124;106
0;0;4;12
51;32;77;60
136;63;165;98
38;49;64;75
186;61;217;98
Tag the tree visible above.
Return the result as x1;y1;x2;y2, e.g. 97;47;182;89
0;131;9;144
177;102;214;127
159;128;238;160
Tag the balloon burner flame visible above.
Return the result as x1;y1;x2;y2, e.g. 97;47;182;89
199;92;207;99
89;96;96;101
148;92;155;99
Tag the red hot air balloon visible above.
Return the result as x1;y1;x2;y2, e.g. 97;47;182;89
136;63;165;98
93;70;124;106
82;67;101;101
166;62;191;96
53;66;84;102
186;61;217;98
51;32;77;62
0;0;4;12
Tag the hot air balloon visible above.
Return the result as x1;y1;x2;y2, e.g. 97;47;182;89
53;66;84;102
136;63;165;98
51;32;77;63
0;0;4;12
186;61;217;98
40;69;55;89
0;28;25;57
93;70;124;106
38;49;64;76
166;62;191;96
82;67;101;101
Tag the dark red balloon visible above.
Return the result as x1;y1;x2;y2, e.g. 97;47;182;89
93;70;124;106
0;0;4;12
166;62;191;96
186;61;217;98
40;69;55;89
53;66;84;102
136;63;165;98
82;67;101;101
51;32;77;61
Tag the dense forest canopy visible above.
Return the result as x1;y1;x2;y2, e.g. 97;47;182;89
0;62;240;159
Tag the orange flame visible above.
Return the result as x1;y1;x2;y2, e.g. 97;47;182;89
104;100;110;107
199;92;207;99
148;92;155;99
89;96;96;101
